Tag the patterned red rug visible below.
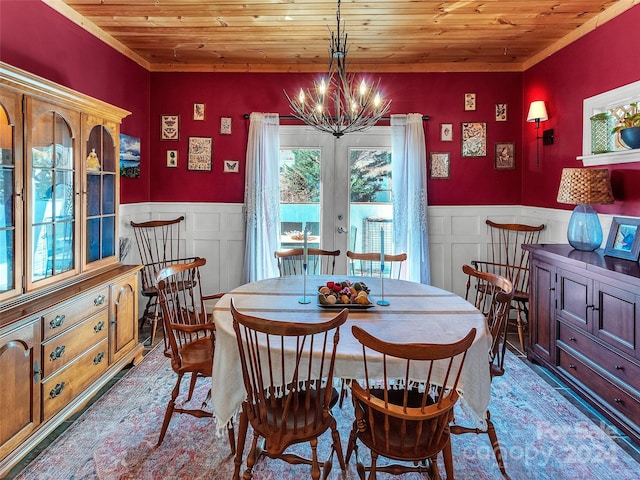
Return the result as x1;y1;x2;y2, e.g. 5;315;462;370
14;345;640;479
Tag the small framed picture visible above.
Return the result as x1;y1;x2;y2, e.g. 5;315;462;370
604;217;640;261
220;117;232;135
464;93;476;111
193;103;205;121
187;136;212;171
440;123;453;142
461;122;487;157
166;150;178;168
223;160;239;173
161;115;179;141
495;103;507;122
429;152;450;179
494;142;515;170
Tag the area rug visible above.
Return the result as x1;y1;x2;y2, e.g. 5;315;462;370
14;345;640;479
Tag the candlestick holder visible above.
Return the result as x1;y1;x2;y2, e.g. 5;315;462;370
299;263;311;304
377;265;390;306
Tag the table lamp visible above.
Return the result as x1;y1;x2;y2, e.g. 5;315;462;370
557;168;614;251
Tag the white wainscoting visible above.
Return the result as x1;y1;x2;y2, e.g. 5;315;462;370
120;202;617;312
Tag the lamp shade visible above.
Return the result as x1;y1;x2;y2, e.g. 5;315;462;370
557;168;614;251
527;100;548;122
556;168;614;205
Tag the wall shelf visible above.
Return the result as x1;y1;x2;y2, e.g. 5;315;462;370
581;79;640;166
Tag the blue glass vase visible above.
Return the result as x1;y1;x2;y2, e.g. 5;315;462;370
567;204;603;251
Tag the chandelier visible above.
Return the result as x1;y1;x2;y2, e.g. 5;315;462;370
284;0;391;138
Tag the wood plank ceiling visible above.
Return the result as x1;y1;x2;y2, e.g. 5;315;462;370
48;0;636;72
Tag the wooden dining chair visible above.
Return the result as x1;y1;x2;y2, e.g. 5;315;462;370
345;326;477;480
346;251;407;279
472;219;544;350
155;257;235;452
274;248;340;276
451;264;514;477
230;299;348;480
130;216;188;347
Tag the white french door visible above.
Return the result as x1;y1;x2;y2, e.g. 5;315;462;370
279;125;392;274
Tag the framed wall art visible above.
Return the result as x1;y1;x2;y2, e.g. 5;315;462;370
223;160;239;173
464;93;476;111
187;136;212;171
461;122;487;157
161;114;179;141
429;152;450;179
119;133;140;178
193;103;205;121
495;103;507;121
440;123;453;142
494;142;515;170
166;150;178;168
604;217;640;261
220;117;232;135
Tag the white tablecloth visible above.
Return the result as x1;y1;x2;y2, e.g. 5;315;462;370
211;276;491;432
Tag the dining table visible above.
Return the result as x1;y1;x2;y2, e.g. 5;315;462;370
210;275;492;433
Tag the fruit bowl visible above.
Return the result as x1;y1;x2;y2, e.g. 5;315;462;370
317;280;373;308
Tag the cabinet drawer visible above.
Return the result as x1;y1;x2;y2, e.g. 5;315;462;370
558;321;640;392
558;349;640;428
41;310;108;378
42;287;109;340
41;338;109;421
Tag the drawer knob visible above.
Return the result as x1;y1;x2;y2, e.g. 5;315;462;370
615;365;624;371
49;382;66;398
94;320;106;333
94;294;106;306
49;314;66;329
568;336;576;342
614;398;623;404
93;351;105;365
49;345;66;361
569;364;576;369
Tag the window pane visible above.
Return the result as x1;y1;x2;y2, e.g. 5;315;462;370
0;230;13;291
349;148;392;272
279;148;321;248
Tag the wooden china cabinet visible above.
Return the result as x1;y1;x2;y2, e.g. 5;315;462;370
0;62;143;475
526;244;640;443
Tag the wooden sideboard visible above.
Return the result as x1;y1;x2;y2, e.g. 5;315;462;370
526;244;640;443
0;265;144;476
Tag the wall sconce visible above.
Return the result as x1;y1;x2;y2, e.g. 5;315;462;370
527;100;553;165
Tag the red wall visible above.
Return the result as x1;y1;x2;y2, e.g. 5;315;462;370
522;6;640;216
2;1;639;214
0;0;151;204
150;71;523;205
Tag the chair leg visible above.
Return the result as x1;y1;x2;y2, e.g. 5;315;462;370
187;372;199;401
442;437;453;480
242;433;260;480
330;419;347;471
227;419;236;455
233;412;248;480
157;372;183;446
515;303;526;351
345;421;358;463
486;411;509;478
310;437;321;480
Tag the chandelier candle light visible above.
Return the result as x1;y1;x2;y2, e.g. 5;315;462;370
377;227;389;306
557;168;614;251
284;0;391;138
299;227;310;304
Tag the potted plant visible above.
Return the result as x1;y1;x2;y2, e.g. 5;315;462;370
612;102;640;149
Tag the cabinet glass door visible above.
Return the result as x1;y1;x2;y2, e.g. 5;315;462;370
29;109;77;284
0;92;22;301
85;124;116;267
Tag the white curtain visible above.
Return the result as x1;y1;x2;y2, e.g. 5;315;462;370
243;113;280;282
391;113;431;284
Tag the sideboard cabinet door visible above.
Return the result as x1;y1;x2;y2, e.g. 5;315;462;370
110;272;139;364
0;319;41;461
528;258;556;365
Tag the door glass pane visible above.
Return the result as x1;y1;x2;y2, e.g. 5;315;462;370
279;148;321;249
0;107;14;292
349;148;392;273
31;112;75;282
87;217;100;262
101;215;115;258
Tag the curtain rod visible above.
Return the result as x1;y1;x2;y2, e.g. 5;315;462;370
242;114;429;121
